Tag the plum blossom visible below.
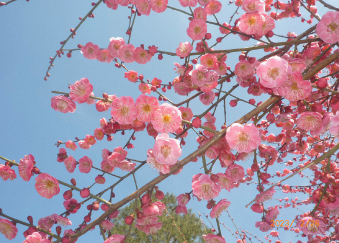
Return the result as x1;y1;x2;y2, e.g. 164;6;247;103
297;216;326;236
152;133;182;165
136;0;151;16
238;12;265;35
0;217;18;240
242;0;265;13
69;78;93;103
103;234;126;243
210;199;231;218
146;149;171;174
200;54;218;70
330;112;339;138
199;91;215;105
134;47;152;64
226;123;261;153
178;0;197;7
101;220;115;231
64;155;76;173
192;174;221;200
152;103;182;133
176;42;193;57
150;0;168;13
81;42;99;60
0;164;16;181
257;56;291;88
179;107;193;121
107;37;126;58
205;1;222;15
175;205;188;214
124;70;138;82
19;154;35;181
51;96;76;113
96;49;113;63
316;11;339;44
203;234;226;243
79;156;93;173
296;112;323;132
177;193;190;206
35;173;60;199
105;0;118;10
111;96;138;125
225;164;245;182
235;60;256;78
186;19;207;40
255;220;273;232
23;232;51;243
216;173;234;191
118;44;135;63
194;7;207;22
191;64;208;86
255;188;276;204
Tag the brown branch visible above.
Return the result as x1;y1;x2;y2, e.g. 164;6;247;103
317;0;339;12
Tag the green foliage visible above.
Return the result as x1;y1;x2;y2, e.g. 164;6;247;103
110;192;211;243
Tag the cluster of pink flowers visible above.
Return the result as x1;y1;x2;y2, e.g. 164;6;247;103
81;38;159;65
100;147;136;172
192;174;221;200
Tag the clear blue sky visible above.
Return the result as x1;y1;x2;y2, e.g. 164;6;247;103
0;0;337;242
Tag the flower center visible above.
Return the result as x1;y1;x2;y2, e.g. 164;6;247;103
142;104;151;113
194;26;201;34
125;50;132;58
45;180;54;188
248;16;257;26
291;82;299;90
88;47;94;54
247;3;255;11
237;131;249;142
161;145;171;158
162;114;172;124
113;44;120;50
306;221;319;233
120;106;129;116
328;22;339;33
267;67;280;80
206;59;213;66
196;71;205;81
57;100;68;111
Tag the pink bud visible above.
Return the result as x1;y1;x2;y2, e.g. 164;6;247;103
192;117;201;128
63;190;73;200
141;193;151;204
80;188;90;198
230;100;238;107
71;178;76;186
125;215;134;225
316;78;327;89
27;216;33;224
155;190;164;200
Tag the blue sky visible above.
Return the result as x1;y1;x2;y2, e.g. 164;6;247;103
0;0;338;242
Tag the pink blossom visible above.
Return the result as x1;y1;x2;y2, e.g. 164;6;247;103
64;155;76;173
265;206;279;221
225;164;245;182
124;70;138;82
296;112;323;132
51;96;76;113
255;188;276;204
247;82;264;96
0;164;16;181
23;232;51;243
242;0;265;13
186;19;207;40
35;173;60;199
176;42;193;57
178;0;197;7
101;160;115;173
111;96;138;125
65;140;77;150
134;47;152;64
200;54;218;70
113;146;128;161
204;0;222;15
216;173;234;191
136;0;151;16
175;205;188;214
274;72;311;101
104;234;126;243
191;64;208;86
258;13;275;37
198;0;210;6
204;112;216;123
101;220;115;231
216;62;227;75
236;75;256;88
78;140;91;149
96;49;113;63
238;12;265;35
174;82;190;96
107;152;123;167
179;107;193;121
19;154;34;181
147;122;159;137
105;0;118;10
80;42;100;60
255;220;273;232
152;103;182;133
192;174;221;200
270;230;279;237
330;112;339;138
135;221;162;235
118;44;135;63
177;193;190;206
210;199;231;218
146;149;171;174
316;11;339;44
219;22;231;34
116;0;129;6
288;58;306;73
297;216;326;236
107;37;126;58
150;0;167;13
94;128;105;140
194;7;207;22
203;234;226;243
235;60;256;78
152;133;182;165
79;156;93;173
139;83;151;94
63;199;80;214
69;78;93;104
84;134;96;145
199;91;215;105
117;160;136;171
51;214;72;226
257;56;291;88
0;217;18;240
226;123;261;153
